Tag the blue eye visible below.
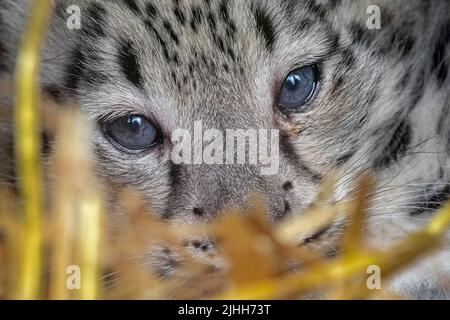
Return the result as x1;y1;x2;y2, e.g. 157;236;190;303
278;65;319;111
105;115;160;151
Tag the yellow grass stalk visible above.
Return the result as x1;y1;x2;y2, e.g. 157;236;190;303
78;192;103;300
14;0;53;300
69;111;104;301
48;108;79;300
52;109;104;300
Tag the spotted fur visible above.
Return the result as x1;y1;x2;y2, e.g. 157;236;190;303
1;0;450;298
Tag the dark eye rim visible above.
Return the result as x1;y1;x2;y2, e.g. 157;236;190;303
101;115;163;154
277;64;321;114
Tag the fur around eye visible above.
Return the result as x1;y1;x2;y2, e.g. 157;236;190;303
278;65;319;112
104;115;160;151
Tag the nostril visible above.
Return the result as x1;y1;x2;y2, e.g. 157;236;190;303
193;207;205;217
189;239;213;252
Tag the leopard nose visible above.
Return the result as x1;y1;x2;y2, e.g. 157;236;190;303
165;164;287;220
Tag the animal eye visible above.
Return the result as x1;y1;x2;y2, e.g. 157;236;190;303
278;65;319;112
104;115;160;151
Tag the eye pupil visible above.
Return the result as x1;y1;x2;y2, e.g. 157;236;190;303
105;115;160;151
278;65;318;112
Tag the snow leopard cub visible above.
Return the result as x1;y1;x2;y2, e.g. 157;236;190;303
0;0;449;298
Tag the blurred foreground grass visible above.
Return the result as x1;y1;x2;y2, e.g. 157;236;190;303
1;0;450;300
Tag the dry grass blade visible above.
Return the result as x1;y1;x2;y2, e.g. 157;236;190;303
47;108;104;300
216;202;450;300
13;0;53;300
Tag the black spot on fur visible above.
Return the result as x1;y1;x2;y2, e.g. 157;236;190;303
225;24;237;40
397;71;411;91
190;7;203;32
399;36;414;57
146;2;158;19
171;70;178;86
227;47;236;62
329;0;343;10
84;3;107;38
332;76;345;96
329;33;341;54
439;168;445;179
219;0;230;22
64;48;85;92
282;0;299;19
192;207;205;217
283;201;291;214
173;0;186;26
282;181;293;191
374;120;411;169
410;186;450;216
341;47;356;68
123;0;141;15
168;162;182;191
163;21;180;45
279;134;300;164
409;75;425;111
53;1;67;20
201;54;208;67
349;22;374;48
219;0;237;40
253;7;276;52
162;162;183;220
336;151;354;166
215;36;225;53
207;11;217;32
118;40;143;88
305;0;326;20
431;20;450;87
219;0;233;31
365;88;379;113
296;18;313;32
144;20;170;62
387;27;415;57
41;130;53;156
79;48;108;87
172;53;179;65
43;85;64;103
